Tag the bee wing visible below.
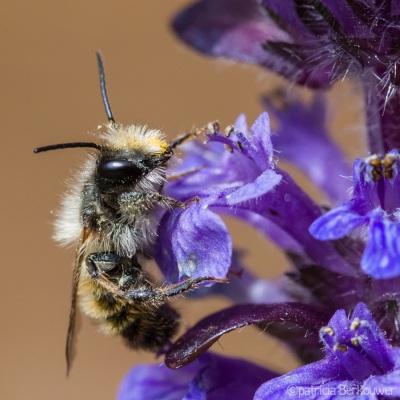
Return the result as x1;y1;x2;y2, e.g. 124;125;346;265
65;228;89;376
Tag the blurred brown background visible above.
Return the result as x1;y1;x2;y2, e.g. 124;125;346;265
1;1;363;399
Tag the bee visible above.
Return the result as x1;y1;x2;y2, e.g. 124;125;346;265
35;53;223;374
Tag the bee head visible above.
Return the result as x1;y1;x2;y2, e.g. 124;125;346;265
95;125;173;191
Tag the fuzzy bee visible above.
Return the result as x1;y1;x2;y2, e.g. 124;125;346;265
35;53;223;374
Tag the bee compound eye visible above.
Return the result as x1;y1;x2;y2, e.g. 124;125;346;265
97;160;144;180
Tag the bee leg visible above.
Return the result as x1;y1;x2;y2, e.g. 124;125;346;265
124;276;227;304
153;194;200;209
169;132;199;150
167;166;205;182
85;253;131;296
162;276;228;297
169;121;220;149
118;192;199;210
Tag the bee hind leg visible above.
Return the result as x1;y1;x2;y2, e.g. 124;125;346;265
162;276;228;297
124;276;228;303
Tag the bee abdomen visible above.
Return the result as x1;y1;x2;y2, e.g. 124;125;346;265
120;304;180;350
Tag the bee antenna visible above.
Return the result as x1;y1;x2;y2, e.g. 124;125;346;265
34;142;101;153
96;51;115;124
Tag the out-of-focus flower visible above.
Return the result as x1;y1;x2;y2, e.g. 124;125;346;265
173;0;400;153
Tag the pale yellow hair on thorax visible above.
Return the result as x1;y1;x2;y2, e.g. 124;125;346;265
100;123;169;154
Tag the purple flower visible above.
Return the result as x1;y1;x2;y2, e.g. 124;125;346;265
255;303;400;399
310;151;400;279
156;111;352;282
117;352;276;400
173;0;400;154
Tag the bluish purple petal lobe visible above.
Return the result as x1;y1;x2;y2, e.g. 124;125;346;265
265;94;351;202
249;112;274;170
234;114;248;136
363;372;400;398
225;170;282;205
188;353;276;400
351;158;380;212
117;362;199;400
361;217;400;278
309;203;368;240
165;303;330;369
254;358;353;400
184;373;206;400
156;203;231;281
363;348;400;398
118;353;276;400
350;303;395;372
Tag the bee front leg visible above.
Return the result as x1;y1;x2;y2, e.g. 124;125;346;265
118;192;199;211
169;121;220;149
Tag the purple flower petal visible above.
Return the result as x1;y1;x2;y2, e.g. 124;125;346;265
364;351;400;397
165;303;330;369
156;202;232;281
254;358;349;400
309;203;369;240
118;353;276;400
350;303;395;372
187;353;277;400
248;112;274;170
117;361;199;400
225;170;282;204
362;216;400;279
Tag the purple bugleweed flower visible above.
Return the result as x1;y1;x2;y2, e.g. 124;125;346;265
173;0;400;154
310;150;400;279
255;303;400;399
